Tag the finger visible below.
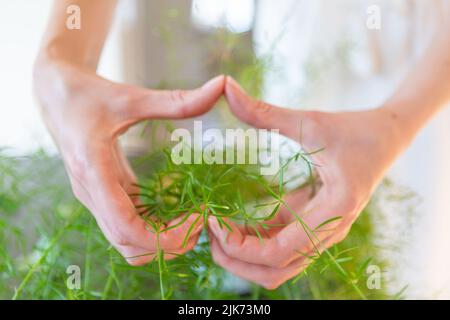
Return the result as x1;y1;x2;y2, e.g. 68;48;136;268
112;141;137;189
273;186;361;258
208;184;357;268
157;213;204;250
119;230;202;266
224;77;301;140
115;75;225;125
208;217;300;268
316;217;355;251
283;221;354;270
209;234;308;290
236;186;317;238
112;141;141;206
273;185;316;225
80;144;203;252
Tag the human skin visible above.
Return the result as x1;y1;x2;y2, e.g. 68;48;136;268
35;0;449;287
208;8;450;289
33;0;225;264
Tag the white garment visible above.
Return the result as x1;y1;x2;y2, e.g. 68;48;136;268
253;0;443;109
253;0;450;298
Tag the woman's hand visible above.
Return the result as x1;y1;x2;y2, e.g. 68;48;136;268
34;59;225;265
208;77;409;289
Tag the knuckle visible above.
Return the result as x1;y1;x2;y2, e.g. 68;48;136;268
254;99;271;114
253;100;272;122
159;232;183;250
170;90;187;105
173;91;193;118
110;230;131;247
67;154;90;182
155;89;191;118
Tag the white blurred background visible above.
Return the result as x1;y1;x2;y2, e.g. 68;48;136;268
0;0;449;298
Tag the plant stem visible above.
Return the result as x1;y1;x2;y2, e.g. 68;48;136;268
101;250;115;300
12;205;83;300
281;200;367;300
156;231;165;300
83;218;94;299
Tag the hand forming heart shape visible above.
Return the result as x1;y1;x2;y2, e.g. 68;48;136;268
208;77;405;289
34;60;406;289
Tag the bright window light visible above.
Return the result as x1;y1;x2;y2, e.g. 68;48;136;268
191;0;254;33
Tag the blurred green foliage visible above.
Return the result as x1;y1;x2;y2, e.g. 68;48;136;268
0;6;410;300
0;149;403;300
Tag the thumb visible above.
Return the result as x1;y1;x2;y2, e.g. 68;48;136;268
224;77;302;140
115;75;225;126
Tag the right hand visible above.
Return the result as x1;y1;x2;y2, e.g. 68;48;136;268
208;76;405;289
33;59;225;265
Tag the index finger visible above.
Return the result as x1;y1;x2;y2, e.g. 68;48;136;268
208;186;354;268
79;145;203;252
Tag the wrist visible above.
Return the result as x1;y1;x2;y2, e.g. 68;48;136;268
34;47;85;77
33;55;91;115
376;100;422;153
35;37;99;74
33;56;67;97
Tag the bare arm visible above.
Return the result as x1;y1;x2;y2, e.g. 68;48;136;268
37;0;117;69
382;12;450;146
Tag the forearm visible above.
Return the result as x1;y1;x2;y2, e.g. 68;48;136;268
381;14;450;149
36;0;117;70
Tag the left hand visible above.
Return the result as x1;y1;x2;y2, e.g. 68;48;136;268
34;59;224;264
208;77;409;289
